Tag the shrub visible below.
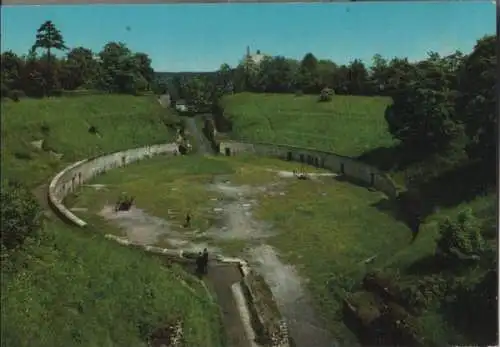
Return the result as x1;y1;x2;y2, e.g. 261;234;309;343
294;89;304;97
115;193;135;211
436;208;485;262
9;89;25;102
318;87;334;102
40;122;51;135
50;88;64;97
1;82;9;98
13;150;33;160
88;125;98;134
0;180;43;252
41;138;57;153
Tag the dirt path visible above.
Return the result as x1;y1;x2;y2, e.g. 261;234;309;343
205;264;253;347
249;245;336;347
209;180;337;347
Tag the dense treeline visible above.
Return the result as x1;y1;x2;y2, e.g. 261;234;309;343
1;21;156;98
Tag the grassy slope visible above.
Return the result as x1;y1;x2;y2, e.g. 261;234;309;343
221;92;496;345
1;222;223;347
222;92;395;156
1;95;172;188
1;95;224;347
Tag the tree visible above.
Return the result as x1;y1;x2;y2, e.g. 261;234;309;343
133;52;155;85
1;180;43;253
96;42;151;94
317;59;337;89
386;85;461;153
385;52;465;153
332;65;350;94
257;56;294;93
346;59;369;95
60;47;97;90
298;53;321;93
369;54;389;94
216;63;234;94
385;57;417;95
1;51;24;92
31;20;68;94
21;53;47;97
97;42;131;92
181;76;213;113
456;35;496;164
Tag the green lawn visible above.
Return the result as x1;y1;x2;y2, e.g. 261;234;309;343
1;96;225;347
1;95;175;188
222;92;395;156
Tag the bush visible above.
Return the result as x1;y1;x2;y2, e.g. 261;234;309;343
9;89;25;102
1;82;9;98
40;122;51;135
0;180;43;252
88;125;98;134
294;89;304;97
13;150;33;160
50;88;64;97
41;138;57;153
115;193;135;211
436;208;485;262
318;87;334;102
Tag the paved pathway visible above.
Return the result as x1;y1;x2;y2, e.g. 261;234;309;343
205;263;253;347
184;115;215;155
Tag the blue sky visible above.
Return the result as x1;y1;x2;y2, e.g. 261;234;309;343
1;2;496;72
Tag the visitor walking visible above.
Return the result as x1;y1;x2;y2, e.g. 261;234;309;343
202;248;209;274
196;252;204;276
184;211;191;228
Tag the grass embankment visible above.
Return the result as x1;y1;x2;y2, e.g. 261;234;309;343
220;92;496;345
1;222;223;347
1;95;174;188
1;95;224;347
221;92;395;157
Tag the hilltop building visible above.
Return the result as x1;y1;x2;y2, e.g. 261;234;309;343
245;46;268;65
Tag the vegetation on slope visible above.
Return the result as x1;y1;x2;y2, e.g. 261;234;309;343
0;95;222;347
1;21;224;347
222;92;394;156
1;94;173;188
1;220;223;347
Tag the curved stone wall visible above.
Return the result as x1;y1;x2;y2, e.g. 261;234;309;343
48;143;179;227
218;141;399;199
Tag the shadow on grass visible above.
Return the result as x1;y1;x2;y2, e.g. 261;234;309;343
369;159;495;242
413;160;495;213
334;174;375;191
440;269;498;346
357;144;432;172
402;255;456;276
